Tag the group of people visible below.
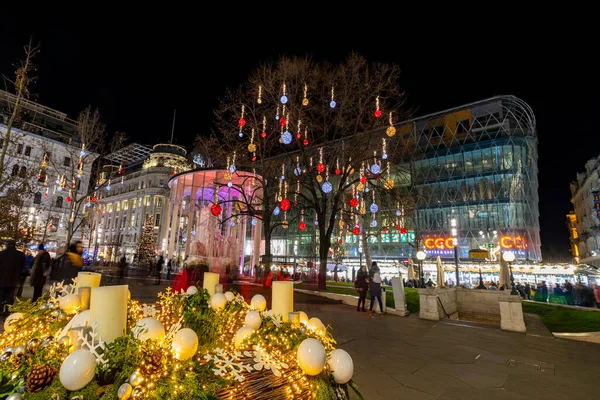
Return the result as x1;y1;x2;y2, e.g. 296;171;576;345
0;240;85;316
354;262;385;318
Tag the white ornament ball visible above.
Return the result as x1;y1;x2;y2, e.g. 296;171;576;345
298;311;309;325
70;310;90;328
134;317;165;341
234;326;255;349
211;293;227;310
245;311;262;330
297;338;326;376
3;312;23;332
118;382;133;399
308;317;325;332
6;393;23;400
224;291;235;302
328;349;354;384
251;294;267;311
59;350;96;391
186;285;198;295
59;294;80;314
171;328;198;360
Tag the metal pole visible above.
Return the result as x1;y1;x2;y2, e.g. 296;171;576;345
454;246;459;286
509;263;518;295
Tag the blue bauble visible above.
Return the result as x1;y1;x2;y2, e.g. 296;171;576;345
396;209;402;217
330;100;337;109
273;206;280;216
322;182;333;194
280;95;288;104
251;218;257;226
370;203;378;213
371;164;381;175
371;219;378;227
282;131;293;145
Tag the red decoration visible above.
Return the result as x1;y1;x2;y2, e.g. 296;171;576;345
338;239;343;244
298;221;307;231
91;196;97;202
97;209;102;213
335;168;341;175
303;139;309;146
394;224;400;229
48;225;53;230
374;109;382;118
296;133;301;139
66;196;72;203
280;199;291;211
352;226;361;235
279;117;286;126
349;198;359;208
261;131;267;138
376;176;380;180
172;171;176;176
317;163;325;173
210;203;222;216
360;176;367;184
293;201;298;207
238;117;246;127
383;227;389;233
252;156;257;162
21;229;26;234
44;193;48;198
340;229;344;234
400;227;407;234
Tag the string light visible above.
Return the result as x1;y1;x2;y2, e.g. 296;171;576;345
257;85;262;104
386;111;396;137
330;86;336;108
302;83;309;106
374;95;382;118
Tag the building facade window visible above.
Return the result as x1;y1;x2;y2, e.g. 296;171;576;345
55;196;63;208
33;192;42;205
155;214;160;226
157;198;163;207
64;157;71;167
16;143;23;154
24;146;32;156
38;169;46;182
11;164;19;176
19;166;26;178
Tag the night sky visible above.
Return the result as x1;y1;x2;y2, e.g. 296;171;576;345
1;18;597;260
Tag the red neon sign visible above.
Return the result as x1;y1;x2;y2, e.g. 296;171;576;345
499;235;526;249
424;237;455;250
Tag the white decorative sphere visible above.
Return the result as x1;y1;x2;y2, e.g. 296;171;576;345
59;294;80;314
186;285;198;295
59;350;96;391
298;311;309;325
224;291;235;302
118;382;133;399
134;317;165;341
308;317;325;332
3;312;23;332
297;338;326;376
245;311;262;330
70;310;90;328
251;294;267;311
211;293;227;310
171;328;198;360
234;326;255;349
328;349;354;384
6;393;23;400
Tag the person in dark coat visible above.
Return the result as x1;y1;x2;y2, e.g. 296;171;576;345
166;259;173;280
54;241;84;284
30;244;51;302
354;265;369;312
118;256;127;280
154;255;164;285
368;262;384;317
16;251;34;297
0;240;26;315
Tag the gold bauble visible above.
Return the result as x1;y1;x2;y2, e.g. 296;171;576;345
282;220;289;229
277;195;283;202
302;98;309;106
359;207;366;215
224;172;232;180
383;178;395;190
235;202;244;211
338;221;344;228
357;183;365;192
257;99;262;104
386;126;397;137
248;143;256;153
316;175;323;183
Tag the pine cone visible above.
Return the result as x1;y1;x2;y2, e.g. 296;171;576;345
142;349;163;375
26;364;57;393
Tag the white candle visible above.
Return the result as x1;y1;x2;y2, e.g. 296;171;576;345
272;281;294;322
89;285;128;343
203;272;220;296
77;272;101;288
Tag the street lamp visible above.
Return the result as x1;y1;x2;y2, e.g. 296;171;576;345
451;217;459;286
502;251;518;295
416;250;426;287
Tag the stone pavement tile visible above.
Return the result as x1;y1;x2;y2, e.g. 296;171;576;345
454;344;511;365
350;373;405;399
437;387;530;400
474;360;553;376
503;373;598;398
416;363;508;388
389;372;470;396
377;385;437;400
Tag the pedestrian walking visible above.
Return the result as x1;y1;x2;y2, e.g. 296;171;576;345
167;259;173;280
154;255;164;285
354;265;368;312
0;240;26;316
368;262;384;318
53;241;84;284
16;251;34;297
30;244;51;302
118;256;127;280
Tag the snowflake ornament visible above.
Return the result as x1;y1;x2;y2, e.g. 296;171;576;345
252;346;289;377
79;322;107;365
204;348;253;382
142;304;158;318
166;316;183;341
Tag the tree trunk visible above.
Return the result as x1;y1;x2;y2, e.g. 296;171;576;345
334;264;338;282
362;233;373;268
262;214;272;287
318;239;328;290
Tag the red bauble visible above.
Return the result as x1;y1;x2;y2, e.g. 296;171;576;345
349;198;359;208
252;156;257;162
91;196;97;202
376;176;381;180
298;221;307;231
238;117;246;127
400;227;407;234
48;225;53;230
66;196;72;202
352;226;360;235
340;229;344;234
279;117;286;126
44;193;48;198
261;131;267;138
360;176;367;184
335;168;341;175
293;201;298;207
210;203;222;216
383;227;389;233
280;198;291;211
317;163;325;173
394;224;400;229
296;133;301;139
21;229;26;234
303;139;309;146
338;239;343;244
97;209;102;213
172;171;176;176
374;109;382;118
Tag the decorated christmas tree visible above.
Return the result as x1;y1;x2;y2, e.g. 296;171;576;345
136;214;156;269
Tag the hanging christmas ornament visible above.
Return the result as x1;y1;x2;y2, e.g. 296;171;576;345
384;178;394;190
280;115;287;127
386;112;396;137
357;183;365;192
383;226;389;233
239;105;246;127
370;203;378;213
360;176;367;184
302;83;309;105
400;227;407;234
273;206;281;216
106;179;111;191
303;126;309;146
396;209;402;217
280;199;291;211
371;163;381;175
374;96;382;118
294;167;302;176
349;198;359;208
251;218;258;226
316;175;323;183
227;181;233;187
281;124;292;145
395;224;400;229
352;226;361;235
359;206;366;215
330;86;336;108
44;188;49;198
66;196;72;203
257;85;263;104
248;129;256;152
317;163;325;173
299;221;307;231
282;220;289;229
280;82;288;104
322;181;333;194
371;219;378;227
210;204;222;217
303;139;309;146
91;195;97;202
